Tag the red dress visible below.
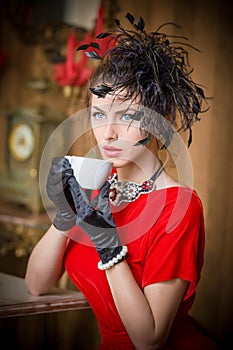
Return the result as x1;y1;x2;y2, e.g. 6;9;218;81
64;186;220;349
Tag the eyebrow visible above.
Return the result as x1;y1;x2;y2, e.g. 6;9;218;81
91;106;138;115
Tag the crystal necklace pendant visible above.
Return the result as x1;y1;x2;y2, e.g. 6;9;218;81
108;166;163;206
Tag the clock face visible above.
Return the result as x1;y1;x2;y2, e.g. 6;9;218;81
9;123;35;161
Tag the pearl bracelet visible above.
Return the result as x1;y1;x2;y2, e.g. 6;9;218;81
98;246;128;270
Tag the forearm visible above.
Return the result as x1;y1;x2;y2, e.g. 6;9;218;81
106;261;160;350
25;225;69;295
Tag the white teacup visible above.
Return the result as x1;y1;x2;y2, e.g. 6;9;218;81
65;156;113;190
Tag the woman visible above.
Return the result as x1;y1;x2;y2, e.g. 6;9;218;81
25;13;220;349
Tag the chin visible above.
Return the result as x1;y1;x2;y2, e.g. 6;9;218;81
110;158;132;169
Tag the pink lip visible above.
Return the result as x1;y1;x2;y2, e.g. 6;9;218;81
103;145;122;158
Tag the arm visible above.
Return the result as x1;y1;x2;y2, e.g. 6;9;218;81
25;225;69;296
25;157;77;295
106;261;187;350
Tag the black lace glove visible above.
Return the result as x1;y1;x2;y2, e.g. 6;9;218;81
67;174;128;269
46;157;76;231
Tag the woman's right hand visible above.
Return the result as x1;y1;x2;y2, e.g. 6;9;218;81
46;157;77;231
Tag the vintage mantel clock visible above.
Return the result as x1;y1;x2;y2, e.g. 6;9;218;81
0;107;65;214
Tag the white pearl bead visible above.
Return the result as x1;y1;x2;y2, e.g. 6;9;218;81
97;246;128;270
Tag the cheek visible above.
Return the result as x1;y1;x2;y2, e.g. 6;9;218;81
126;126;146;142
91;126;103;143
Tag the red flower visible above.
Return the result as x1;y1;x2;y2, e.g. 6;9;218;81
52;31;93;87
77;2;116;61
52;1;115;88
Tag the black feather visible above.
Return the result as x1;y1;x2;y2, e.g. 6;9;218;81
87;13;210;147
96;32;111;39
135;17;145;32
77;44;90;51
134;134;151;146
85;51;102;59
77;42;100;52
90;42;100;50
196;86;205;98
90;84;113;98
125;12;135;25
187;127;192;148
114;19;121;27
132;110;144;121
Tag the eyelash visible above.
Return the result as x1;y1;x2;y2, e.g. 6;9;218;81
92;112;106;120
121;114;133;122
91;112;134;122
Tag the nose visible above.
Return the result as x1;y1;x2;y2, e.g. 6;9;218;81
103;122;118;141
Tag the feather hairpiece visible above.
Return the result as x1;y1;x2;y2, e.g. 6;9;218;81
78;12;209;147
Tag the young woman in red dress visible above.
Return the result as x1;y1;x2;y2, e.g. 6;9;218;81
25;13;221;349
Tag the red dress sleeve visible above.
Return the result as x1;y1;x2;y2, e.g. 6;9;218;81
142;188;205;301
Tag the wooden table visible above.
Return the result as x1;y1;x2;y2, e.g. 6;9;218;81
0;272;90;318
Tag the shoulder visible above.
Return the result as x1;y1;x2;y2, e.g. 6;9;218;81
156;172;203;213
148;186;204;235
151;185;203;212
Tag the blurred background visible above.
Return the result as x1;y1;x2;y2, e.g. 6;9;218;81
0;0;232;349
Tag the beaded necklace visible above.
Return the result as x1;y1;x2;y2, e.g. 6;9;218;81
108;166;163;206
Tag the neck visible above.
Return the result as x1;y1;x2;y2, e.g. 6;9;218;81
116;156;161;183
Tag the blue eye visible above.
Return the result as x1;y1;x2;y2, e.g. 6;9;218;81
92;112;106;120
122;114;133;122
